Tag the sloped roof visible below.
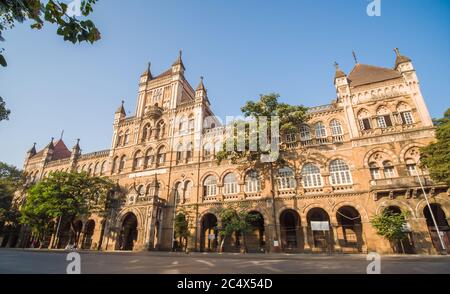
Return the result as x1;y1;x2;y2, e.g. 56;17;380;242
348;63;402;87
52;140;72;160
154;68;172;79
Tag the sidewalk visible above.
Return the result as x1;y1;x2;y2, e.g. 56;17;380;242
2;248;448;260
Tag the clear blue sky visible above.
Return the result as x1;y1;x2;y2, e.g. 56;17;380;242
1;0;449;168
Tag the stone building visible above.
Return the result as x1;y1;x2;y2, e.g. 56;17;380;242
10;49;450;254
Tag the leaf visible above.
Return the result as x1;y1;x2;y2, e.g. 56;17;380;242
0;54;7;67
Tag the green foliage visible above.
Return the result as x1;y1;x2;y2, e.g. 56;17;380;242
370;210;409;243
420;108;450;185
20;171;115;237
0;162;23;226
174;212;190;240
0;0;100;121
0;96;10;121
215;93;307;166
217;203;261;252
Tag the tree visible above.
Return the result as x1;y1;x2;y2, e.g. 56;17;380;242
370;210;409;253
216;203;261;253
174;211;190;252
0;162;23;231
420;108;450;185
20;171;115;246
1;0;101;121
215;93;307;251
0;96;10;122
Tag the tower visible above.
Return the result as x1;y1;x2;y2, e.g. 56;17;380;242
394;48;433;127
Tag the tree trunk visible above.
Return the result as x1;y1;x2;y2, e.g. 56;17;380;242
220;236;226;253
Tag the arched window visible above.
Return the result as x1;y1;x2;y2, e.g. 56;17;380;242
176;144;184;163
132;151;143;171
203;143;211;160
144;148;154;168
142;124;151;142
397;103;414;125
214;141;222;154
376;106;393;129
300;125;311;141
302;164;323;188
174;182;183;204
87;164;93;176
277;167;297;190
358;109;372;131
223;173;238;195
383;161;396;178
329;160;352;185
184;181;192;202
405;158;417;176
369;162;380;180
245;170;261;193
315;122;327;138
188;114;195;131
123;130;130;146
179;116;188;133
94;162;101;176
116;132;123;147
185;142;193;162
112;157;119;174
118;155;127;173
100;161;107;175
156;121;165;139
330;120;343;136
203;175;217;197
157;146;166;166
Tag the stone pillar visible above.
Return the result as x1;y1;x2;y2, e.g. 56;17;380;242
332;224;341;252
302;226;311;252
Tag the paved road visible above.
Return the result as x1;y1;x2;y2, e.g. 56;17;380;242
0;249;449;274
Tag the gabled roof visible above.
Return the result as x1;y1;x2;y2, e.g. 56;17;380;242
31;139;72;160
347;63;402;87
154;68;172;79
52;140;72;160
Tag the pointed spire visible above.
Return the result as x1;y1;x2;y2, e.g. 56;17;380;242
352;50;359;64
172;50;185;70
115;100;126;115
46;137;55;149
334;62;346;79
73;138;80;150
196;76;206;91
27;142;37;155
142;62;153;79
394;47;411;68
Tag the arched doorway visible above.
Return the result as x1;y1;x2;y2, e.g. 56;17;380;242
423;204;450;253
384;206;415;254
82;220;95;250
307;208;332;252
336;206;363;253
280;209;303;252
245;211;265;253
72;220;83;248
120;213;138;251
200;213;218;252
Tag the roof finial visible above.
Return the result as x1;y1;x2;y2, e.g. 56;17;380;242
179;50;182;58
352;50;358;64
60;129;64;140
394;48;400;56
334;61;339;70
51;137;54;143
148;62;151;71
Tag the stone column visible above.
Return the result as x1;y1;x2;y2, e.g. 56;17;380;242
302;226;311;252
332;224;341;252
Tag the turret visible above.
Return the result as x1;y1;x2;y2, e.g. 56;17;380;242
195;76;209;103
42;137;55;162
70;139;81;171
393;48;433;127
114;100;126;123
171;50;185;75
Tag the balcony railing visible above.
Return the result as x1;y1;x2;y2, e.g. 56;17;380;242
371;175;434;189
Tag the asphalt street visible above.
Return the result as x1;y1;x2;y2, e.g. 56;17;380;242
0;249;449;274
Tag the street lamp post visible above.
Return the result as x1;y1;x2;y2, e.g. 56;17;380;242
415;168;446;254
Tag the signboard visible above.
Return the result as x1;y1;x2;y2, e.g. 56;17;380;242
310;221;330;231
273;240;279;247
208;234;216;240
